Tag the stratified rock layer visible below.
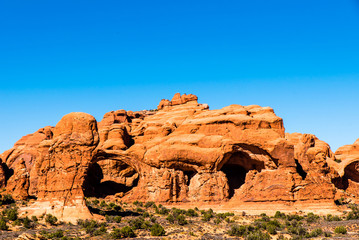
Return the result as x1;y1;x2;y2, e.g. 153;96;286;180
0;93;357;220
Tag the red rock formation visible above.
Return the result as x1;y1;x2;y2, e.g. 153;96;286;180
0;93;357;220
157;93;198;110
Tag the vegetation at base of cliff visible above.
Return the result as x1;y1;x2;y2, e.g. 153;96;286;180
1;197;359;239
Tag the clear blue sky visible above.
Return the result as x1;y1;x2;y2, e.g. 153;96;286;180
1;0;359;153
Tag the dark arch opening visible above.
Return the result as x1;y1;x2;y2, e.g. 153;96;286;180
220;151;265;199
183;170;196;186
83;159;139;198
295;159;307;180
332;161;359;190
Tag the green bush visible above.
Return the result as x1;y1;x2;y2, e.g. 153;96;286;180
142;211;150;218
266;224;277;235
306;212;319;223
114;216;122;223
274;211;286;219
176;214;188;225
120;226;136;238
306;228;323;238
45;214;57;225
286;214;303;221
202;211;214;222
186;209;198;217
157;206;169;215
93;225;107;236
144;201;155;208
0;219;8;230
133;201;143;207
129;217;144;229
0;194;15;205
246;230;271;240
326;214;341;221
3;207;18;221
150;223;166;236
324;231;332;237
228;224;247;237
100;200;107;208
23;216;34;229
334;226;347;234
166;214;175;223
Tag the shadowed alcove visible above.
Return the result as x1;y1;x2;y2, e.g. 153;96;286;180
220;151;265;198
83;159;139;198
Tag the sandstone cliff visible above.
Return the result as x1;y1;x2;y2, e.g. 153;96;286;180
0;93;357;220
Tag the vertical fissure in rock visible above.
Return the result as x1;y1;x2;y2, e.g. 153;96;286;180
295;159;307;180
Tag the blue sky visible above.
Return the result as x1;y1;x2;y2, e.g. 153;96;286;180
1;0;359;153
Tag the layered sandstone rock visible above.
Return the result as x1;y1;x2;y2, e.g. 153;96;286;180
0;93;357;220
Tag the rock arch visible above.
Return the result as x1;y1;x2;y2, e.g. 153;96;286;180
217;144;273;199
83;151;140;198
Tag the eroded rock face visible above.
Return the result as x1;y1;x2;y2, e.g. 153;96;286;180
1;93;357;220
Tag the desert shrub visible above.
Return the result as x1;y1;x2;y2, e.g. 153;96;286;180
202;210;215;222
120;226;136;238
265;224;277;235
150;223;166;236
274;211;286;219
12;219;22;226
306;212;319;223
346;204;359;220
133;201;143;207
92;199;99;205
2;207;18;221
100;200;107;208
214;218;222;224
324;231;332;237
0;194;15;205
176;214;187;225
31;216;38;222
326;214;341;221
129;217;151;229
334;226;347;234
246;230;271;240
77;219;106;236
45;214;57;225
286;214;303;221
166;214;175;223
114;216;122;223
186;209;198;217
306;228;323;238
0;219;8;230
228;224;247;237
142;211;150;218
93;225;107;236
172;208;186;218
150;216;156;223
157;206;169;215
288;225;307;236
217;212;234;219
144;201;155;208
136;207;144;213
111;228;122;239
23;216;34;229
40;230;64;239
